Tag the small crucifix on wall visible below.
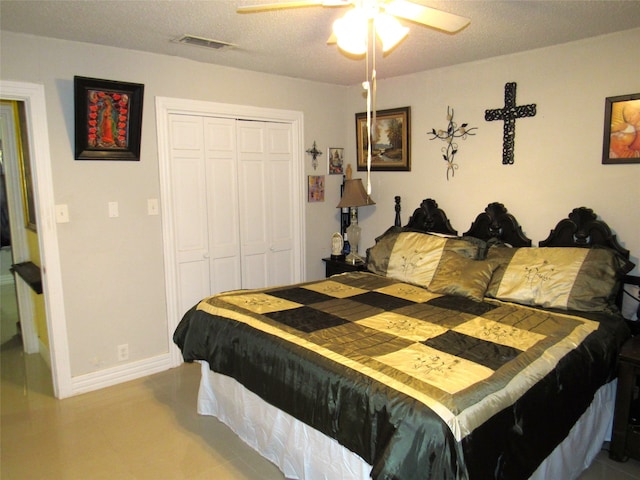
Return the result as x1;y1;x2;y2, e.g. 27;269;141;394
485;82;537;164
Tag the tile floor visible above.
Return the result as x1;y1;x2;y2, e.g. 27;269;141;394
2;279;640;479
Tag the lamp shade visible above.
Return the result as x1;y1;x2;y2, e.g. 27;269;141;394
332;8;368;55
337;179;376;208
375;13;409;52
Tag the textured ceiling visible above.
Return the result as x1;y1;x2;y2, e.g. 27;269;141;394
1;0;639;86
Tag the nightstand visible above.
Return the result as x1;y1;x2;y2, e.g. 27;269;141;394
611;335;640;461
322;257;367;278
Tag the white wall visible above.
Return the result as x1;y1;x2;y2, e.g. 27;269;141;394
346;28;640;275
1;27;638;386
0;32;349;377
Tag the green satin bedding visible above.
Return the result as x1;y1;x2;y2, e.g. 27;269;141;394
174;271;629;479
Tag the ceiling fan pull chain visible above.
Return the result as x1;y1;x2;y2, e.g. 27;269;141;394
364;22;373;194
371;19;377;142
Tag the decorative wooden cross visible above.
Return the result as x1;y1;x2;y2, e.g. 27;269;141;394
485;82;537;164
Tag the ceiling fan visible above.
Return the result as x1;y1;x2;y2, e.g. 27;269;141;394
238;1;470;191
237;0;471;36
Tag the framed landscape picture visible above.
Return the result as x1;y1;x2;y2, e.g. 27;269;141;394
356;106;410;171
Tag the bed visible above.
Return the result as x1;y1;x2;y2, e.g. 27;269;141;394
173;198;634;480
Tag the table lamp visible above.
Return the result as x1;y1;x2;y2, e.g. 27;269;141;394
337;170;375;264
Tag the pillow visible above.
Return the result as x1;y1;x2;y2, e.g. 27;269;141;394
485;246;633;311
367;230;480;286
428;251;498;302
484;246;519;297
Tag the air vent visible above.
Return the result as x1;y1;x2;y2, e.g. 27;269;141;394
173;35;236;50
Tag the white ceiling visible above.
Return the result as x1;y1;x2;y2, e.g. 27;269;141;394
1;0;639;86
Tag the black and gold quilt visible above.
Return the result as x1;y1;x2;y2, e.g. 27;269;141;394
174;272;629;480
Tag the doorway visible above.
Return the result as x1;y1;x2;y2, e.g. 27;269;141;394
0;80;71;398
0;119;20;350
0;100;39;355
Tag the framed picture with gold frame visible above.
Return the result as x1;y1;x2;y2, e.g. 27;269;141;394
356;106;410;171
602;93;640;164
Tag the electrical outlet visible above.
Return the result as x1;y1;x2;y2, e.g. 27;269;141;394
117;344;129;361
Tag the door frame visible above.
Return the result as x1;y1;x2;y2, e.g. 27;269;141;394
0;101;38;354
155;97;306;367
0;81;71;398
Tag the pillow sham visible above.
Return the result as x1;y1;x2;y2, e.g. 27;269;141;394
366;230;481;287
428;251;497;302
485;246;633;312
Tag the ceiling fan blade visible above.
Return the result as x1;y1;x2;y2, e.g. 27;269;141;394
383;0;470;33
238;1;323;12
237;0;351;13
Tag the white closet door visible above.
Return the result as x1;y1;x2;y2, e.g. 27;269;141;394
168;114;211;315
204;117;242;294
236;121;269;289
170;115;295;307
265;122;295;286
236;121;295;288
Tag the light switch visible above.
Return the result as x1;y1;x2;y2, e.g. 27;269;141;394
147;198;159;216
108;201;119;218
55;204;70;223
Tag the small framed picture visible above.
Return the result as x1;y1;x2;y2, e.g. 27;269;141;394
74;76;144;161
602;93;640;164
328;147;344;174
308;175;325;202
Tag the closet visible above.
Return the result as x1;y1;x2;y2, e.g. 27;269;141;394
167;114;299;317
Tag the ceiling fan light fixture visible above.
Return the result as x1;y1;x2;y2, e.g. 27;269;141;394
375;13;409;52
332;8;368;55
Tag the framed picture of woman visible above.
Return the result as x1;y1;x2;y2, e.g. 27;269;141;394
74;76;144;161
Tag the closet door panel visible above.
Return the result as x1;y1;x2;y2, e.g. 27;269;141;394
204;117;241;294
237;122;269;288
177;262;209;313
173;157;208;261
266;123;295;285
237;159;268;288
169;114;211;313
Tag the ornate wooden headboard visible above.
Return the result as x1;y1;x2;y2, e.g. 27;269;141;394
463;202;532;247
404;198;457;236
396;198;531;247
539;206;630;259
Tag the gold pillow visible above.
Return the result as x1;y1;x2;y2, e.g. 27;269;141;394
368;231;480;287
485;246;632;311
428;251;497;302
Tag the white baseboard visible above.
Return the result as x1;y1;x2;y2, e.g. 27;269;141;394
70;353;174;396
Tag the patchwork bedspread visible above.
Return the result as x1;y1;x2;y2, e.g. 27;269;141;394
174;272;629;480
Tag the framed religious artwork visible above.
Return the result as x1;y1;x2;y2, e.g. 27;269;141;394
308;175;325;202
355;106;410;171
602;93;640;164
74;76;144;160
327;147;344;175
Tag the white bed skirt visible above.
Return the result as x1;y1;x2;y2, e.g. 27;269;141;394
197;361;615;480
